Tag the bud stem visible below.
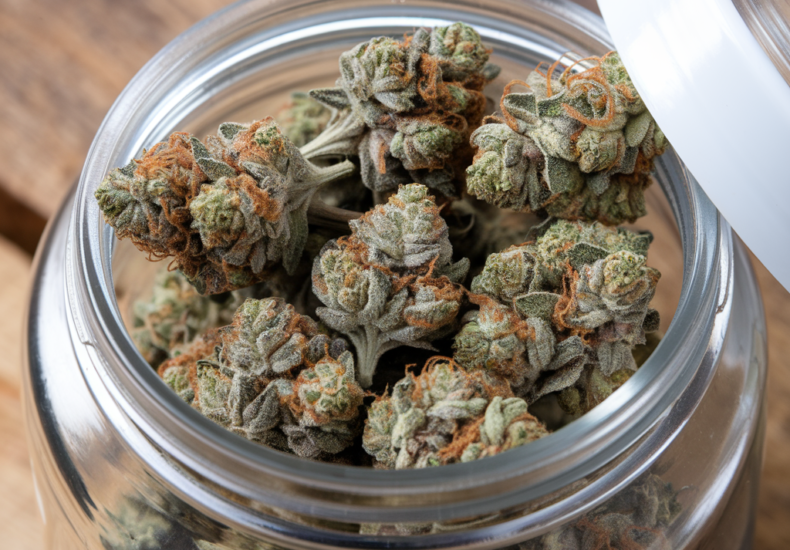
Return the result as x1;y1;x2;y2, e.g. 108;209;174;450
300;114;366;160
306;198;361;232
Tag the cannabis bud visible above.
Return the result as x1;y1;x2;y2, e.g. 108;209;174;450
106;21;670;471
158;297;363;459
100;496;173;550
454;219;659;403
452;296;582;398
276;91;332;147
304;22;499;197
362;358;548;469
467;52;668;224
312;184;469;387
95;118;355;295
131;269;241;367
521;473;681;549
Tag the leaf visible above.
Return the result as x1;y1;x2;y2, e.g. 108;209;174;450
624;110;653;147
544;155;582;194
513;292;561;320
568;243;609;272
642;308;660;333
218;122;247;143
309;87;352;110
502;92;538;122
196;158;238;182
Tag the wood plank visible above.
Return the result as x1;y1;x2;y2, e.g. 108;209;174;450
0;0;234;218
0;237;41;549
752;252;790;549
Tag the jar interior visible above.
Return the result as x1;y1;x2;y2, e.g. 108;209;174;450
110;9;683;440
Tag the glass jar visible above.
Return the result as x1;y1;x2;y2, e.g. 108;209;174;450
23;0;767;548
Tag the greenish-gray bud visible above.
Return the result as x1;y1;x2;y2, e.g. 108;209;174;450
461;219;659;402
429;22;494;82
390;117;465;172
95;118;355;295
520;473;681;549
349;183;469;277
362;358;547;469
131;268;241;367
473;219;651;298
158;298;360;459
468;51;668;225
466;123;545;212
306;22;498;197
559;250;661;375
291;351;364;429
313;185;468;387
217;298;325;377
337;32;429;128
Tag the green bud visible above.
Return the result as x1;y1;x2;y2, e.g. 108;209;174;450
96;119;355;295
468;51;668;224
362;358;547;469
313;185;468;387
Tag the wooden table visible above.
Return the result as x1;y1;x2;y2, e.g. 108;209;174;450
1;1;787;548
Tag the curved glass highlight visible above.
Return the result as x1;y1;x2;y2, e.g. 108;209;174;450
733;0;790;88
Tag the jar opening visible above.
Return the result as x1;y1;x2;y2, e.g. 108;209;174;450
68;0;726;533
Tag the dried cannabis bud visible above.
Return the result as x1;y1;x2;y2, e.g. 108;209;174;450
556;366;634;418
521;473;681;549
312;184;469;387
362;357;548;469
109;24;672;472
131;269;242;367
95;118;355;294
304;22;500;197
453;296;584;399
276;91;332;147
100;497;173;550
467;52;668;224
454;219;660;403
158;297;363;459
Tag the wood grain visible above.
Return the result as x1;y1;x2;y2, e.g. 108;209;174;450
0;237;40;549
0;0;235;218
752;253;790;550
0;1;788;549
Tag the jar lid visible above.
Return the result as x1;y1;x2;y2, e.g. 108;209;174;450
599;0;790;292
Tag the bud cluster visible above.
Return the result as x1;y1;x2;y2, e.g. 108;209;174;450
521;473;681;549
95;118;355;294
158;298;364;459
98;21;671;475
312;184;469;387
454;219;660;407
362;358;548;469
304;22;500;197
131;269;242;367
467;52;667;225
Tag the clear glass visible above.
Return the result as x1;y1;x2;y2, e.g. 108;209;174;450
23;0;767;548
733;0;790;88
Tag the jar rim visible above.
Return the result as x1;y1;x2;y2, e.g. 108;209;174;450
68;0;727;533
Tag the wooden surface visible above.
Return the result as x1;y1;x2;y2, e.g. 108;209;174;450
0;1;788;548
0;236;39;549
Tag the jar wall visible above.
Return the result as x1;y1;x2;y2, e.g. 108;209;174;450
24;192;766;549
23;1;767;548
